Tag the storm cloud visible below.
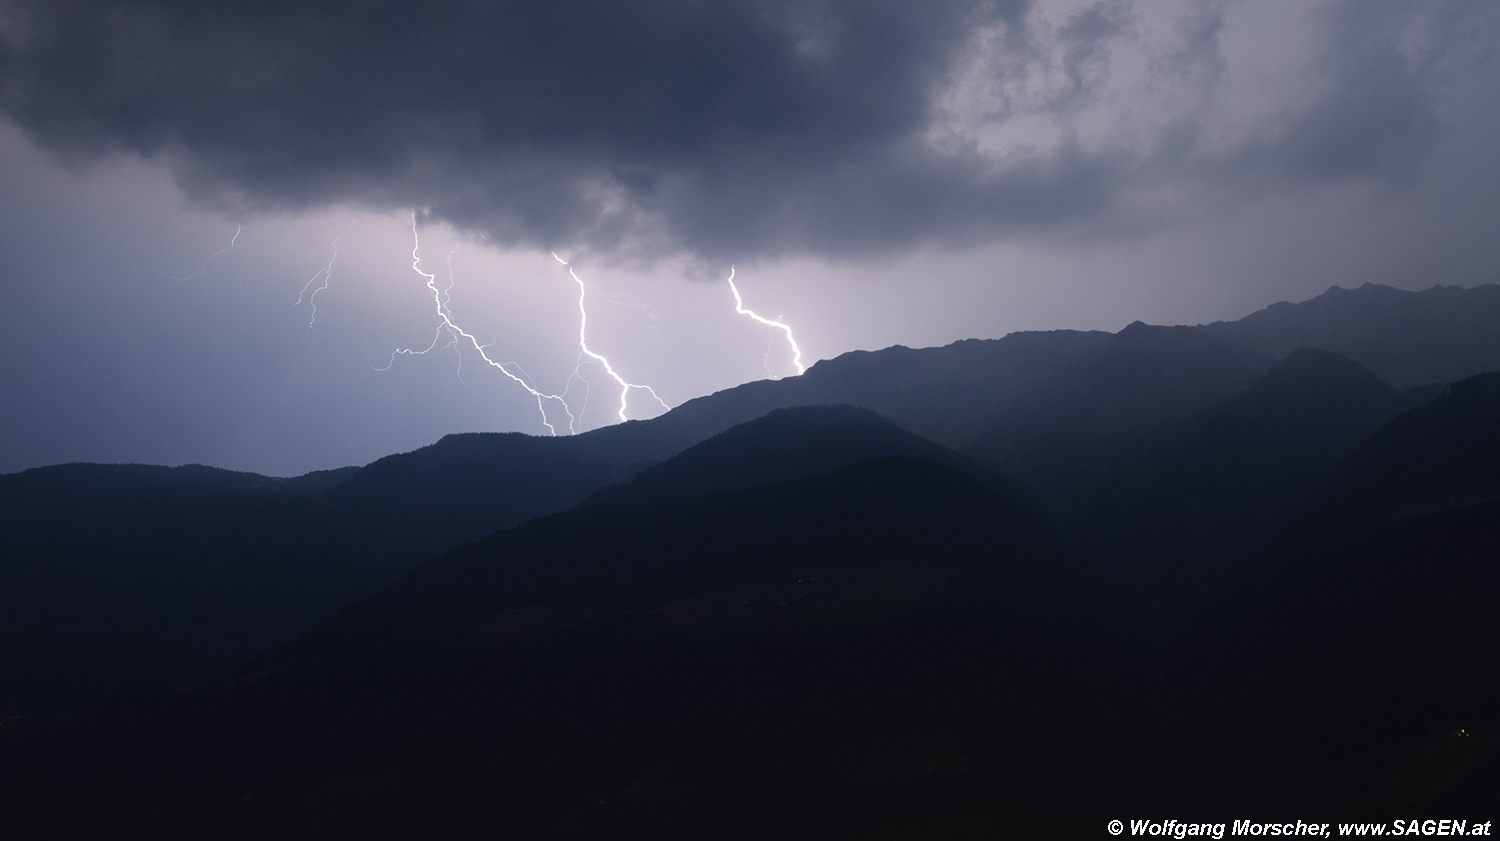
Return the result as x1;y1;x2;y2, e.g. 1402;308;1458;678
1;0;1488;261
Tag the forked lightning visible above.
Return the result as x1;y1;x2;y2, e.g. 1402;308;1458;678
728;267;805;377
378;215;670;434
552;253;671;423
295;224;351;331
379;214;578;435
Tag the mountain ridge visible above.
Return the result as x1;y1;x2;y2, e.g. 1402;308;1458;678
3;280;1496;723
4;281;1500;832
1197;282;1500;387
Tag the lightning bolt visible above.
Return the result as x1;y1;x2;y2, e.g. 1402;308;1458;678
552;253;671;423
379;214;577;436
728;267;805;377
443;249;470;384
295;224;351;331
174;223;242;281
574;282;674;397
592;289;660;321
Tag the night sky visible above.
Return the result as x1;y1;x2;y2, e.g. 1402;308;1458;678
1;0;1497;476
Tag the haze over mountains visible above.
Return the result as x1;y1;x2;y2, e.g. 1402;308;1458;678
2;282;1498;837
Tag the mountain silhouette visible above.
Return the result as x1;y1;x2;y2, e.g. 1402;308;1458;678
4;449;1127;840
1180;372;1500;812
961;322;1274;511
1069;348;1420;601
4;281;1499;831
328;282;1499;548
6;282;1498;721
324;428;665;561
1198;282;1500;387
582;404;1028;509
0;463;380;715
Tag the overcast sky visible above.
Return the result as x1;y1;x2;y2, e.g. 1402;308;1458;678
1;0;1498;476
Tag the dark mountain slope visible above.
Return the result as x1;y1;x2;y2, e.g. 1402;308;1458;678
323;325;1269;560
0;400;1033;721
0;461;354;494
325;430;653;562
1180;372;1500;812
1198;282;1500;388
328;283;1500;555
334;281;1500;557
6;283;1499;832
0;322;1284;722
583;404;1024;509
0;464;382;716
318;382;878;561
338;282;1500;552
2;454;1149;840
312;455;1085;658
725;330;1115;450
964;322;1273;510
0;419;735;718
700;325;1275;491
8;280;1495;726
1069;349;1413;599
279;465;361;493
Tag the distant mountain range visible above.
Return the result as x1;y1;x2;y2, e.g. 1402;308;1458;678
1198;282;1500;387
1181;370;1500;811
2;282;1497;836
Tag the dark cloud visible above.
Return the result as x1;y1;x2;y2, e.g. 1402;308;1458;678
1237;0;1442;182
0;0;1489;261
1153;0;1229;85
1054;0;1133;105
